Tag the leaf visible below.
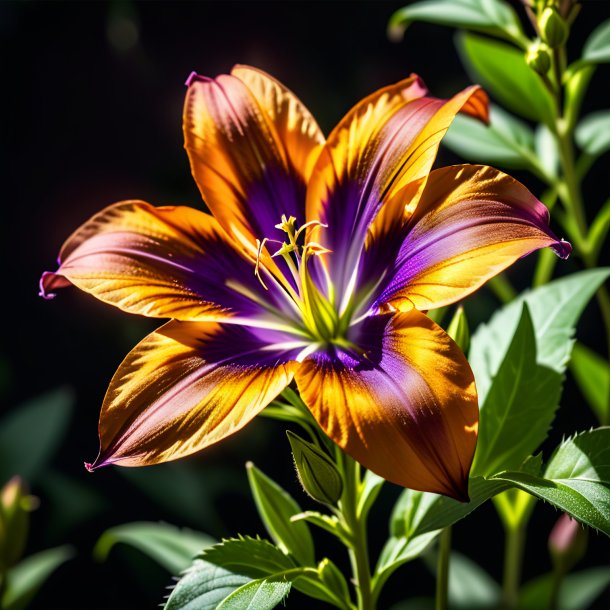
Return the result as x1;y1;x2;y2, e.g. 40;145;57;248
570;342;610;423
469;268;610;404
588;197;610;262
0;388;74;484
2;546;74;610
535;124;559;179
443;105;540;171
458;32;555;124
357;469;384;519
472;305;563;477
217;578;291;610
519;567;610;610
93;522;214;574
446;553;501;609
582;19;610;65
246;463;315;566
165;559;251;610
387;0;525;45
494;428;610;535
575;111;610;157
391;476;508;539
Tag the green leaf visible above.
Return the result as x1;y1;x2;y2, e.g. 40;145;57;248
388;0;525;46
165;559;251;610
458;32;555;124
357;469;384;520
217;577;291;610
375;532;439;581
575;111;610;158
0;388;74;484
391;476;508;539
472;305;563;477
494;428;610;535
94;522;214;574
570;342;610;423
447;552;501;609
446;306;470;354
443;105;540;171
588;196;610;262
470;268;610;404
582;19;610;65
519;567;610;610
246;463;315;566
2;546;74;610
535;124;559;179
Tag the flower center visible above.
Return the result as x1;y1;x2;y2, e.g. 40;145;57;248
255;215;351;345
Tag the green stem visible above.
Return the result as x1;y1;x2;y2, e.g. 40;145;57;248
435;527;452;610
548;566;565;610
339;455;374;610
502;524;526;609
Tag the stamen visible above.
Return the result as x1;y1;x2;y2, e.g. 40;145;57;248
254;238;269;290
295;220;328;241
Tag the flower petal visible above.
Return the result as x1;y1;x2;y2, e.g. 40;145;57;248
184;68;323;247
295;311;478;499
40;201;297;324
306;76;487;304
376;165;572;311
87;321;301;469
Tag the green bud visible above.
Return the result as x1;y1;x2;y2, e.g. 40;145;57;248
0;477;38;570
540;7;568;47
287;431;343;505
446;306;470;354
526;40;552;75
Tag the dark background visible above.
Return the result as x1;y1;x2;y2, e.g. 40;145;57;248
2;1;610;608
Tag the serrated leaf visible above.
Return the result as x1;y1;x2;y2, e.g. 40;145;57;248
246;463;314;566
472;305;563;477
519;566;610;610
388;0;524;45
217;577;291;610
470;268;610;404
575;111;610;158
570;342;610;423
0;388;74;485
494;428;610;535
2;546;74;610
94;522;213;574
458;32;555;124
443;105;539;171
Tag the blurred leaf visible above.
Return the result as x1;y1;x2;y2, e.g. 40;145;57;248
0;388;74;484
388;0;525;45
588;197;610;262
443;105;540;171
535;124;559;179
470;268;610;403
94;521;214;574
446;306;470;354
165;559;250;610
447;552;501;609
216;578;291;610
472;305;563;477
576;111;610;157
391;599;434;610
247;463;314;566
582;19;610;65
391;476;508;539
357;469;384;520
519;567;610;610
2;545;74;610
494;428;610;535
570;342;610;423
458;32;555;124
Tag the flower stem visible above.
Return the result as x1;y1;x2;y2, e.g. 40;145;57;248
435;527;452;610
502;523;525;609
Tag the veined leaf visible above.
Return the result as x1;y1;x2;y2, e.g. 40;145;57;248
575;111;610;158
458;32;555;124
570;342;610;424
472;305;563;477
93;522;213;574
470;268;610;403
217;577;291;610
246;463;315;566
388;0;525;46
443;105;540;171
494;428;610;535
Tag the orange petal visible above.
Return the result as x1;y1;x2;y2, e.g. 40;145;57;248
40;201;295;324
295;311;478;500
184;69;322;247
379;165;571;311
88;321;300;469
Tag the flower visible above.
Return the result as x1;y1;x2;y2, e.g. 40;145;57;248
40;66;570;500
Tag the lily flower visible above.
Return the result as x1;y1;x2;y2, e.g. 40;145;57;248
40;66;570;500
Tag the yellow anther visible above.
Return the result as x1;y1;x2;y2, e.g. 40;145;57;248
271;242;296;258
303;242;332;257
274;215;297;236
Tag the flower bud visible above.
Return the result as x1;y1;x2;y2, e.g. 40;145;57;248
287;431;343;505
446;306;470;354
0;477;38;570
526;40;552;75
548;513;588;572
540;7;568;47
